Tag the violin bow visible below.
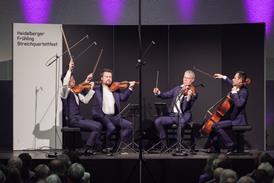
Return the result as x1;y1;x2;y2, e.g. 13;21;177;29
193;66;215;79
92;48;103;75
155;70;159;88
61;27;73;61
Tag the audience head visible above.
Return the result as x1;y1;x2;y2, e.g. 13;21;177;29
67;163;85;183
250;169;269;183
258;162;273;182
255;151;274;168
7;156;22;170
34;164;50;181
18;153;33;180
18;153;32;169
49;159;66;178
46;174;61;183
213;167;224;183
220;169;238;183
6;166;22;183
237;176;255;183
204;154;218;173
57;153;71;170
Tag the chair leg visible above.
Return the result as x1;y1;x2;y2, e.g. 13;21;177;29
229;131;252;156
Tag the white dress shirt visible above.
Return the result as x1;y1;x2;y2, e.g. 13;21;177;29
102;84;115;115
172;84;191;113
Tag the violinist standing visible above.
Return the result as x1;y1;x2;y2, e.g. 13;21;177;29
61;59;102;155
153;70;198;148
91;68;135;153
206;71;250;153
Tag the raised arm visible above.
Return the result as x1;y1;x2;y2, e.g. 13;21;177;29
60;59;74;99
214;73;232;86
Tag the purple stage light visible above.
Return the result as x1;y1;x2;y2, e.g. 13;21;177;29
244;0;273;35
21;0;52;23
176;0;196;23
100;0;124;25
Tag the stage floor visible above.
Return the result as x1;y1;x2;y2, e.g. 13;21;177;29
0;148;260;160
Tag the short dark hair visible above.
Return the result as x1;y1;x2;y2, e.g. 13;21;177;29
100;68;112;78
237;71;247;81
236;71;251;86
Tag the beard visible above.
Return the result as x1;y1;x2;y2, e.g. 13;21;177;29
104;80;112;86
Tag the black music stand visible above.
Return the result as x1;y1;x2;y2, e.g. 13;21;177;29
164;98;188;156
146;103;169;153
116;104;140;154
155;102;169;116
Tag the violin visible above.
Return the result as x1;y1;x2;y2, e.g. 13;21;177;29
72;82;92;94
109;81;139;92
72;81;101;94
182;85;197;96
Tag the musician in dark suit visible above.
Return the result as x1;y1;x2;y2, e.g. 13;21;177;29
153;70;198;147
61;59;102;155
91;68;135;151
207;71;251;153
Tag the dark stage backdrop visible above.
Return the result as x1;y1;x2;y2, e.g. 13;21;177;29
62;24;264;150
0;81;13;151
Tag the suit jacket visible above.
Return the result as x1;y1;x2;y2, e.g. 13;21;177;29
62;91;83;124
91;85;133;118
157;85;198;121
225;78;249;125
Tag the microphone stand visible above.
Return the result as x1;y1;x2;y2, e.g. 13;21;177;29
47;55;61;158
126;0;157;182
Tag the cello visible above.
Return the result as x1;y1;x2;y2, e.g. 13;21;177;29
201;94;232;135
193;66;233;135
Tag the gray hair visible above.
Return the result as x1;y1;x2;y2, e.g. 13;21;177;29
237;176;255;183
258;162;273;177
220;169;238;183
214;167;224;183
34;164;50;180
46;174;61;183
184;70;195;79
67;163;85;182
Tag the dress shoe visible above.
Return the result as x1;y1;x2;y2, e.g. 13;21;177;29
84;148;96;156
102;147;113;156
226;145;235;155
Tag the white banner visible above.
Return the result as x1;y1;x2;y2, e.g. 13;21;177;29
13;23;63;150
